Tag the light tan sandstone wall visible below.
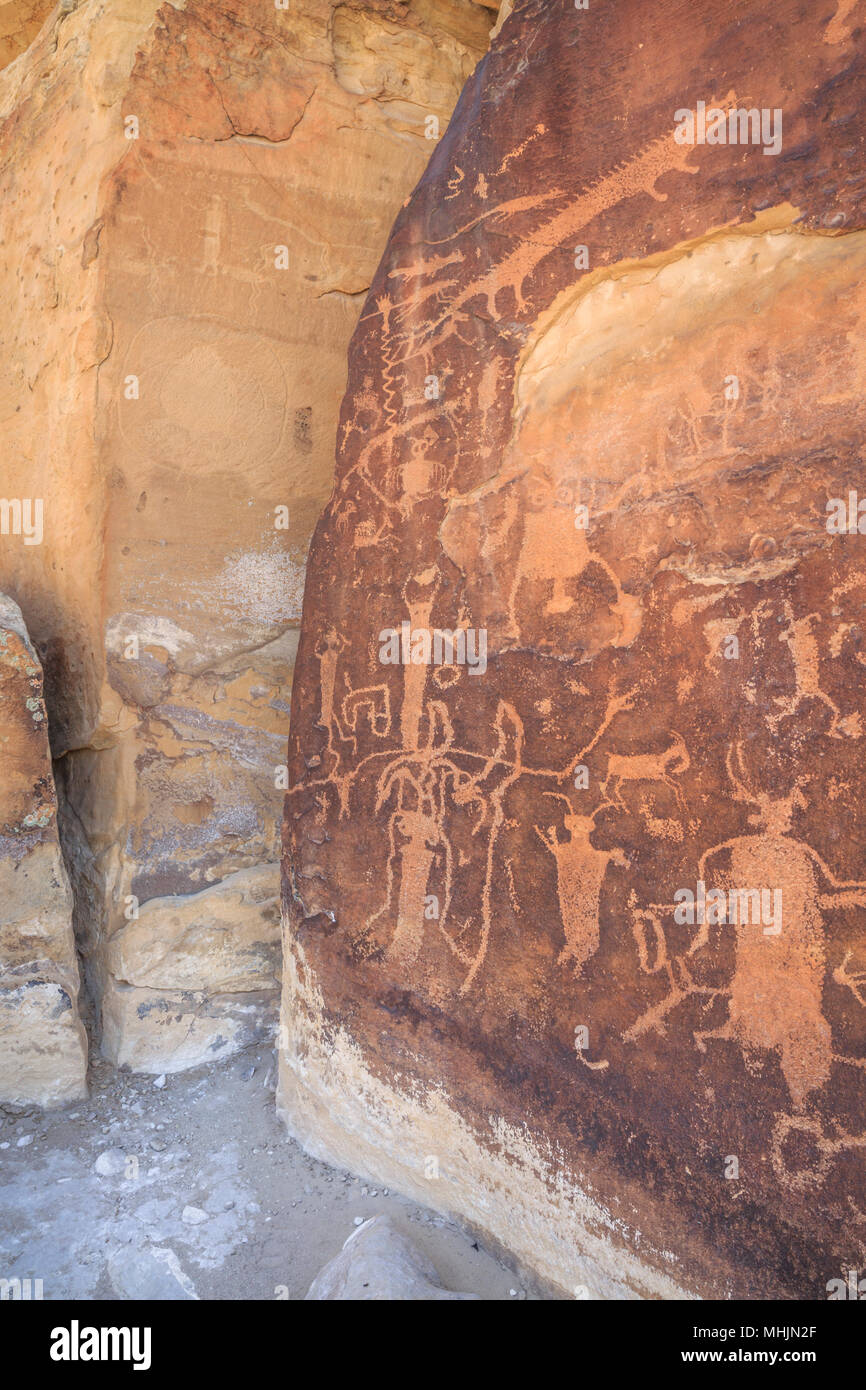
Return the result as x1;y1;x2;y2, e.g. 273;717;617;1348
0;0;493;1077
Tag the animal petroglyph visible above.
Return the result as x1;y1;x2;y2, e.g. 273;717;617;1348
600;733;690;816
331;123;709;528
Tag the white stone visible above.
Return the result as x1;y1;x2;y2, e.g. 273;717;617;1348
306;1216;480;1301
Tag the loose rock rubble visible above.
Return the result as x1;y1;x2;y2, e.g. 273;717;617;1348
0;1046;526;1300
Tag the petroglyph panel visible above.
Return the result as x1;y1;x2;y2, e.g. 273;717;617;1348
280;0;866;1297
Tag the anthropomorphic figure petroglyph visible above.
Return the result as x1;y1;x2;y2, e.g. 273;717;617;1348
504;468;642;645
535;802;627;973
455;701;524;994
770;604;850;737
389;430;448;515
360;697;524;988
686;745;866;1107
438;465;643;653
377;789;449;972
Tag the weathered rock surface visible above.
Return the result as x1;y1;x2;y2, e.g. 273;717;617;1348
305;1215;479;1299
100;864;280;1072
280;0;866;1298
0;595;87;1107
0;0;492;1071
0;0;52;71
106;1244;199;1301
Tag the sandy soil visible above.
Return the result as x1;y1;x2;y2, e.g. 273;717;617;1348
0;1043;531;1300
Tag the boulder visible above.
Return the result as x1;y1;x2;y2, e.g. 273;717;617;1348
0;595;87;1106
279;0;866;1298
305;1216;479;1300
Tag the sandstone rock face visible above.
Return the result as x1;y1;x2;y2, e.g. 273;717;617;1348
0;0;52;71
305;1215;479;1299
0;0;491;1071
280;0;866;1298
0;596;87;1107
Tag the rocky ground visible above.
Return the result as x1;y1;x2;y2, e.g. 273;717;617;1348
0;1043;529;1300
